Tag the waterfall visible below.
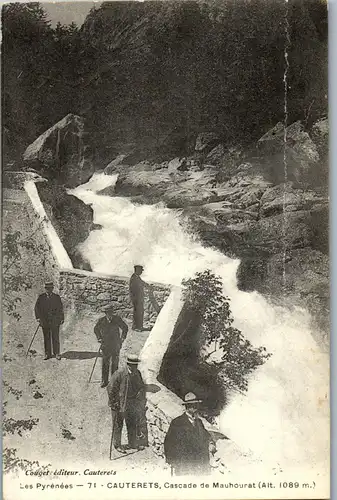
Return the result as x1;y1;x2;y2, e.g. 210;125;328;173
70;172;329;475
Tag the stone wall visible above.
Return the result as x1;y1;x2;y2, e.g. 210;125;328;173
24;180;73;286
20;177;171;324
59;268;170;324
146;382;182;457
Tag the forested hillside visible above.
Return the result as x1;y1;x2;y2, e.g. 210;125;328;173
2;0;328;168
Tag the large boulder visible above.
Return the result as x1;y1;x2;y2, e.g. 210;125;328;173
255;121;326;187
257;121;319;161
115;168;172;201
23;114;94;187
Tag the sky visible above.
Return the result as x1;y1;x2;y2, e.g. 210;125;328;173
42;1;103;27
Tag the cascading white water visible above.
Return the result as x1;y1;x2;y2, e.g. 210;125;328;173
70;172;329;476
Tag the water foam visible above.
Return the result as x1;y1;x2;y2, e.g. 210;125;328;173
70;173;329;474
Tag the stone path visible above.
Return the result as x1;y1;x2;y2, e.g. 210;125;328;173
3;190;169;476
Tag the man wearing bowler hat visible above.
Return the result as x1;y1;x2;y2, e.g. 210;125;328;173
164;392;216;476
107;354;148;454
94;305;128;388
34;281;64;360
129;265;152;331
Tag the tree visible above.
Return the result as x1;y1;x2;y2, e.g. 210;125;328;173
182;270;271;392
159;270;271;419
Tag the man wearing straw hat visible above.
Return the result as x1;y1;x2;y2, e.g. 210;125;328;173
107;354;148;454
164;392;215;476
94;305;128;388
34;281;64;360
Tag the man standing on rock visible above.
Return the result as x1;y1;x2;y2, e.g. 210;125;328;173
164;392;216;476
34;281;64;361
107;354;148;454
94;305;128;388
129;265;153;331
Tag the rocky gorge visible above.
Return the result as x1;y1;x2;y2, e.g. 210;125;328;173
103;118;329;341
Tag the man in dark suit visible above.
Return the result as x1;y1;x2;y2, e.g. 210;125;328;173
129;265;151;331
164;392;216;476
107;354;148;454
34;281;64;361
94;305;128;388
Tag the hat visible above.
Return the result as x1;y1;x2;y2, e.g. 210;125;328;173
134;265;144;270
183;392;202;405
126;354;140;365
103;305;114;313
45;281;54;288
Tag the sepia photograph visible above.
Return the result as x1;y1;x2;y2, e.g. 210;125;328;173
2;0;329;499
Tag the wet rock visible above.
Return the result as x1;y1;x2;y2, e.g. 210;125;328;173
23;114;94;187
33;391;43;399
104;154;129;174
36;182;93;261
115;169;172;200
70;249;92;271
167;157;187;173
205;144;226;165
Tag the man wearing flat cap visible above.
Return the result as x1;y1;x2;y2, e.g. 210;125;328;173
107;354;148;454
164;392;216;476
34;281;64;360
94;305;128;388
129;265;152;331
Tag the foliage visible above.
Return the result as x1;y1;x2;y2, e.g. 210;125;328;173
3;396;39;437
182;270;271;392
3;228;32;320
3;222;46;320
3;381;23;400
3;416;39;437
2;3;79;164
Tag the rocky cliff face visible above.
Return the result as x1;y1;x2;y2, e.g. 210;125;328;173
21;115;96;269
35;182;94;270
109;119;329;341
23;114;95;188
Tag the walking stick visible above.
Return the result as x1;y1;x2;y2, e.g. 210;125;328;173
109;422;114;460
26;324;40;357
88;345;101;383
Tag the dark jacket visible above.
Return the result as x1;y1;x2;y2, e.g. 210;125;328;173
164;413;212;475
129;273;146;304
107;366;145;413
94;315;128;355
35;292;64;326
